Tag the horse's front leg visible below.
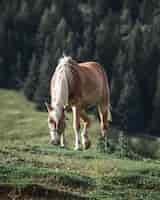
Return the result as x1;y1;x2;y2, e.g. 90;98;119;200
72;106;81;150
60;132;66;148
80;111;91;149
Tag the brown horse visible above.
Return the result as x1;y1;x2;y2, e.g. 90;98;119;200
45;55;111;150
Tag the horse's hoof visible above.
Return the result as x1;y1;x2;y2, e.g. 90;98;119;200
74;146;82;151
83;140;91;150
60;145;66;148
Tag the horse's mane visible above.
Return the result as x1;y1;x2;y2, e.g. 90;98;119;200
55;55;77;84
51;55;77;107
58;55;77;68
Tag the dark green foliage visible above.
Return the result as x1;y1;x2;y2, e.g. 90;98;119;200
1;89;160;200
0;0;160;133
96;129;160;160
24;54;39;100
34;52;51;110
151;64;160;132
96;137;106;153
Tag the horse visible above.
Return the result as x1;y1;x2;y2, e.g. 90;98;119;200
45;55;111;150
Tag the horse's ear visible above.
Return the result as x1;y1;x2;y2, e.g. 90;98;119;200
44;102;53;112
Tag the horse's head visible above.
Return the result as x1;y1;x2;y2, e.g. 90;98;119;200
45;103;65;146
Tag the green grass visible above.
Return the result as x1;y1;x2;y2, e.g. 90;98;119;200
0;89;160;199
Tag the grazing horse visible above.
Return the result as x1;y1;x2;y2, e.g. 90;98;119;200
45;55;111;150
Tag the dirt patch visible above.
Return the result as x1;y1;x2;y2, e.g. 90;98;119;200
0;184;89;200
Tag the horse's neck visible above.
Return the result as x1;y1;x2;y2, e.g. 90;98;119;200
51;69;69;108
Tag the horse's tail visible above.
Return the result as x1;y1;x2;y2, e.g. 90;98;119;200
107;104;112;122
101;67;112;122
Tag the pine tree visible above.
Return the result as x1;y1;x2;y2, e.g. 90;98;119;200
13;52;23;89
118;68;144;131
120;8;132;36
23;54;39;100
123;0;139;22
111;49;126;110
151;64;160;132
65;31;76;57
15;0;30;30
0;15;7;87
0;57;5;88
5;29;17;88
33;0;45;16
34;50;51;110
95;11;120;72
35;4;59;68
39;5;59;35
54;17;68;48
78;26;94;61
140;0;154;24
127;20;143;70
49;17;68;65
94;0;109;19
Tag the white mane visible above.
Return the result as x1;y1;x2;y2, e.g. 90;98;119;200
51;55;74;117
58;55;73;67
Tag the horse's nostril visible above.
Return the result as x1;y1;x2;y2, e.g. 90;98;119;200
50;140;60;146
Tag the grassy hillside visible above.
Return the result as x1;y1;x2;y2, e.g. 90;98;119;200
0;89;160;200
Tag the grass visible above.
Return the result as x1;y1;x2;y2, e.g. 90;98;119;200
0;89;160;199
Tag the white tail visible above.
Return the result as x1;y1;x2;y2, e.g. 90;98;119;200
107;107;112;122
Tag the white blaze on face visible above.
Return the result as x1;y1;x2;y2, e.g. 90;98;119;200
48;106;62;144
48;119;60;144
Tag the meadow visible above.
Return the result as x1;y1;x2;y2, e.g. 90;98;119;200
0;89;160;200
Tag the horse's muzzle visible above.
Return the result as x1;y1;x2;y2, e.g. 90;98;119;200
50;139;60;146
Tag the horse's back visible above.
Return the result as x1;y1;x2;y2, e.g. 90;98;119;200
76;61;109;107
78;61;104;78
78;61;102;70
78;61;108;89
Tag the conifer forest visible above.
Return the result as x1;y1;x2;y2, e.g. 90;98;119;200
0;0;160;134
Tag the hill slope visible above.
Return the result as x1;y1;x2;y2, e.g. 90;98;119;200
0;90;160;200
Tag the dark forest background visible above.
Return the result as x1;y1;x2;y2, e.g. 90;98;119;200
0;0;160;134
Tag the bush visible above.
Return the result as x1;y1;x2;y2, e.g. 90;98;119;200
96;128;160;160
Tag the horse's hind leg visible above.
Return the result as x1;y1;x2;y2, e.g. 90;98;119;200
98;105;109;140
80;110;91;149
72;106;81;150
